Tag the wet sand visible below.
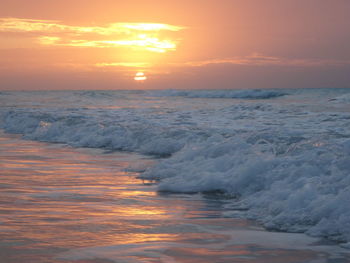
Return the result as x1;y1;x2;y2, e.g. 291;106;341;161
0;132;349;263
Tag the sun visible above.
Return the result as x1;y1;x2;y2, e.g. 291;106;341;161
134;72;147;81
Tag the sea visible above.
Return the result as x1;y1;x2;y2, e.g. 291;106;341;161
0;88;350;263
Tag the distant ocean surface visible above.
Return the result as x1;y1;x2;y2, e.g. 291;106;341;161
1;88;350;246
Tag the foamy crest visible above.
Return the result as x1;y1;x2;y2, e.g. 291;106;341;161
141;136;350;242
1;88;350;244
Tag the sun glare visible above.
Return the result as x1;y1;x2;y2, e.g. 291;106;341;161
134;72;147;81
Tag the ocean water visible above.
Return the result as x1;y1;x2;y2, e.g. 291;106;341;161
1;88;350;261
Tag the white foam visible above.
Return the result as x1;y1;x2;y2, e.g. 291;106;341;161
1;88;350;244
332;93;350;103
141;137;350;243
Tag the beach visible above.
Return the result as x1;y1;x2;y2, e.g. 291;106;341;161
1;89;350;262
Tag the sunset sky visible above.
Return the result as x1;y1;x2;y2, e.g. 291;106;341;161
1;0;350;90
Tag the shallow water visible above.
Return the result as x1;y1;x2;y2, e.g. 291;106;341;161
1;132;350;263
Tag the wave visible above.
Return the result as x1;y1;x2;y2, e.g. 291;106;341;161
74;90;115;98
331;93;350;103
0;109;197;157
149;89;288;99
141;136;350;244
1;91;350;245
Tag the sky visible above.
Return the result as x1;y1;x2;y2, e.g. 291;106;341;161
1;0;350;90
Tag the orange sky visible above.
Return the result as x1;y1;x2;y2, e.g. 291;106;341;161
1;0;350;90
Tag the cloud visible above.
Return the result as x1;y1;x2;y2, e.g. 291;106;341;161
0;18;184;34
90;53;350;74
37;36;176;52
95;62;152;68
183;53;350;68
0;18;184;53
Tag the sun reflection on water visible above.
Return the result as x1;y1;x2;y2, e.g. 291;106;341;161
1;132;347;263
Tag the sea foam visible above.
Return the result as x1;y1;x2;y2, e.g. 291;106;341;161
1;89;350;244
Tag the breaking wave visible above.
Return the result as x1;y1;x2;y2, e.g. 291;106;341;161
141;136;350;244
331;93;350;103
1;88;350;246
149;89;287;99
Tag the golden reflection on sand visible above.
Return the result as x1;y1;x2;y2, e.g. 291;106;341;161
0;132;178;250
1;132;347;263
